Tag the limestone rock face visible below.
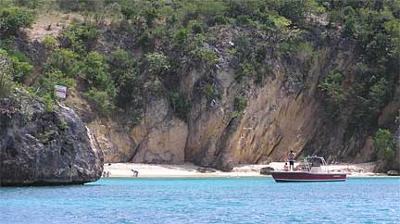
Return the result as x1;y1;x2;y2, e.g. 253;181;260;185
0;90;103;186
67;30;398;172
130;98;188;164
131;116;188;164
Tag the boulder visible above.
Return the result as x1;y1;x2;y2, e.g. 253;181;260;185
0;90;103;186
387;170;399;176
260;167;274;175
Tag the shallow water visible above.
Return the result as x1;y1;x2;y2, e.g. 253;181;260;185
1;177;399;224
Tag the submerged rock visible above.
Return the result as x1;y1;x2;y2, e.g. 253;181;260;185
0;90;103;186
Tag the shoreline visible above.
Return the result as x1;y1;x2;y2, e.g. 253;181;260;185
102;162;392;178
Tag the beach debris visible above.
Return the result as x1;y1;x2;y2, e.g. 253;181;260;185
197;167;217;173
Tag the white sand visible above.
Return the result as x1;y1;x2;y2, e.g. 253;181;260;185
102;162;382;178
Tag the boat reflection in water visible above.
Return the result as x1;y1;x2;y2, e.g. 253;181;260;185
272;156;347;182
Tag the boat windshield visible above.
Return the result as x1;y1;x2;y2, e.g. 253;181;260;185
301;156;328;173
304;156;326;165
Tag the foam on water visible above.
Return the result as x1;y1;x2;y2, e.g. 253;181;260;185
1;177;399;224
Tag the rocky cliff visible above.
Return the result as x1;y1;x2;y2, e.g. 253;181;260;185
77;30;398;171
0;90;103;186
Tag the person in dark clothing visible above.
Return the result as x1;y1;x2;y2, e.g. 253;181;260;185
288;151;295;171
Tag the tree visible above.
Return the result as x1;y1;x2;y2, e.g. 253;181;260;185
319;70;346;105
368;78;390;114
373;129;395;164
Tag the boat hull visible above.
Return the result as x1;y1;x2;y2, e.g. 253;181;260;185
272;171;346;182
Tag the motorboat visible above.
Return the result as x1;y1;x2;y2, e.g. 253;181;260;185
272;156;347;182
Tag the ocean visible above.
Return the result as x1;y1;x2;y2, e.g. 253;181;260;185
1;177;399;224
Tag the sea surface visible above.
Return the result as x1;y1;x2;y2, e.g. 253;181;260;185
1;177;399;224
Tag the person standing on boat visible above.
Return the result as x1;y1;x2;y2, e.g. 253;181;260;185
288;151;295;171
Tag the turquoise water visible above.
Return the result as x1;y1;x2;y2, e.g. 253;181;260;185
1;177;399;224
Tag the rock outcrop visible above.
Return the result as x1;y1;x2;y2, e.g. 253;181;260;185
0;90;103;186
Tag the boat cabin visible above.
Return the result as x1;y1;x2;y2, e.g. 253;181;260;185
303;156;328;173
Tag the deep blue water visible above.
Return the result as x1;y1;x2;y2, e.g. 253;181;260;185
1;177;399;224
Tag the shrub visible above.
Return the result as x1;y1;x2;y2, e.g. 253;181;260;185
188;20;205;34
368;78;390;114
0;7;35;36
10;57;32;83
230;96;247;118
384;19;400;57
275;0;323;26
46;49;80;77
174;28;189;46
114;70;139;108
169;91;191;121
42;35;58;49
84;88;115;115
0;50;34;83
319;70;346;105
109;48;137;87
108;48;141;109
234;96;247;113
235;62;255;82
190;47;219;68
42;93;54;112
263;14;291;32
61;23;99;52
83;51;112;90
373;129;395;163
145;52;170;75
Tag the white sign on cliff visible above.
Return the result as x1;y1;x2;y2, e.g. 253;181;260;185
54;85;67;99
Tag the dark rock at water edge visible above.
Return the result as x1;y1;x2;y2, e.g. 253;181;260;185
387;170;399;176
260;167;274;175
0;90;103;186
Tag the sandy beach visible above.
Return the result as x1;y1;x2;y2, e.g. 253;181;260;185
102;162;383;178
